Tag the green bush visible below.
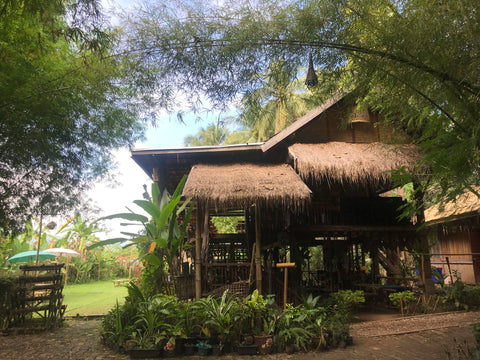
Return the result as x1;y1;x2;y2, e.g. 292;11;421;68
101;289;365;353
0;277;20;330
437;282;480;311
389;291;417;307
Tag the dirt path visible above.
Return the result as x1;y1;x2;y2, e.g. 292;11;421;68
0;311;478;360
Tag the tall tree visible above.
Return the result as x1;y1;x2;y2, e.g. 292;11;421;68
121;0;480;210
184;118;229;146
227;59;318;143
0;0;146;232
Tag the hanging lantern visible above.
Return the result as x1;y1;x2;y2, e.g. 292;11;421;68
350;108;371;124
305;53;318;87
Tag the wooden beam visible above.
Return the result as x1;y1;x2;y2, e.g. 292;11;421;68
291;224;417;233
255;205;262;295
276;262;296;268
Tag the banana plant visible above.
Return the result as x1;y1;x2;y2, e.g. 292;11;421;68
88;175;193;276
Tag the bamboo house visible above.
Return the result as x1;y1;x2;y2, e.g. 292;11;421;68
132;93;430;303
426;186;480;284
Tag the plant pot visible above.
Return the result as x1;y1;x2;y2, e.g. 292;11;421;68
127;348;161;359
235;344;258;355
211;344;222;356
196;343;212;356
174;337;186;355
162;349;176;358
184;343;196;356
221;341;232;354
253;334;273;355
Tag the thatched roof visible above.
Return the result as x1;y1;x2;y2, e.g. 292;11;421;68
289;142;420;187
182;164;312;210
425;187;480;224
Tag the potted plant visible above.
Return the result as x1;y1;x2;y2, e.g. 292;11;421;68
126;300;170;358
196;341;212;356
326;290;364;347
302;296;329;351
235;335;258;355
100;301;134;353
162;337;176;358
307;316;328;351
276;304;312;354
127;330;162;359
253;316;277;354
197;290;241;354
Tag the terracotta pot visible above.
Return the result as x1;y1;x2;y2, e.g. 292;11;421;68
253;334;273;354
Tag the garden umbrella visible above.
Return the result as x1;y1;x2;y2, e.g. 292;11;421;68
45;247;80;257
8;250;56;263
45;247;80;285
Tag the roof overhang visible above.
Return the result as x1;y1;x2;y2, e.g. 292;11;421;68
425;186;480;224
289;142;421;188
182;163;312;211
131;143;263;179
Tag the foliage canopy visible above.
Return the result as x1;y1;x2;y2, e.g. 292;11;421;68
121;0;480;209
0;0;146;232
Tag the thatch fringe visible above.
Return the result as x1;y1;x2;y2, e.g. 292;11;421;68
425;186;480;224
289;142;420;187
182;164;312;211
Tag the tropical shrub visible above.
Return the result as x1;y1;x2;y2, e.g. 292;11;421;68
436;282;480;311
389;290;417;316
240;289;277;336
89;177;193;296
101;288;366;354
276;303;313;352
196;290;242;342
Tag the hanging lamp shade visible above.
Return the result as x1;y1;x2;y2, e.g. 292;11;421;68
350;108;371;124
305;53;318;86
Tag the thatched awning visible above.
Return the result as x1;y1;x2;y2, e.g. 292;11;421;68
425;186;480;224
182;164;312;210
289;142;420;187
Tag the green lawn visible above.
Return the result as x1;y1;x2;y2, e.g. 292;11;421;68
62;280;129;316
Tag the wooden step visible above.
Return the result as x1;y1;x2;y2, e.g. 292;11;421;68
19;274;63;283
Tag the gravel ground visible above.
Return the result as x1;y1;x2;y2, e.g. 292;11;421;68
0;311;478;360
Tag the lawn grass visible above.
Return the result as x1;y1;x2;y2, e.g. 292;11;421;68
62;280;129;316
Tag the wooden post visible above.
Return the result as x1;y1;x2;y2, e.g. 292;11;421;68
413;182;435;296
65;256;70;286
371;245;379;283
277;262;295;310
421;254;426;293
195;208;202;300
35;212;43;266
255;205;262;295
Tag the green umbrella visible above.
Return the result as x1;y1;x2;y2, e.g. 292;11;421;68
8;250;56;263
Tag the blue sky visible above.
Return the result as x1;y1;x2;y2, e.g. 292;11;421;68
89;113;217;239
